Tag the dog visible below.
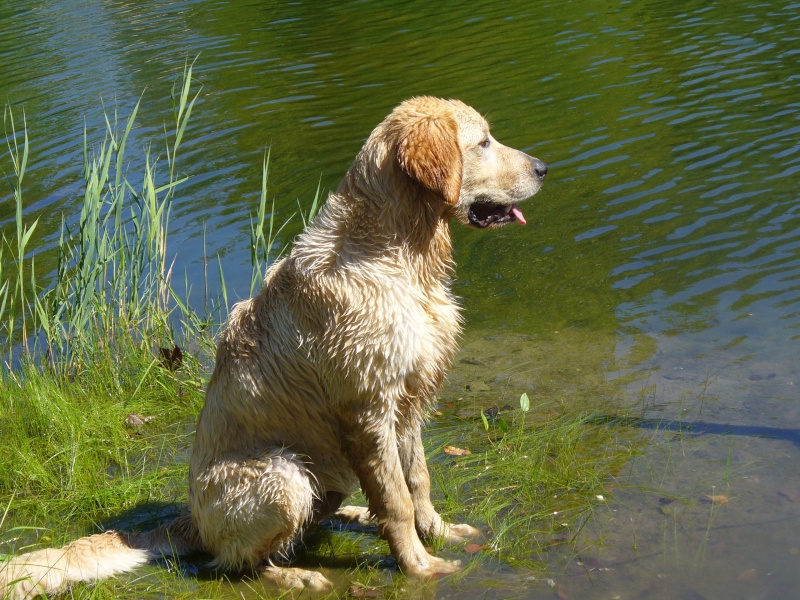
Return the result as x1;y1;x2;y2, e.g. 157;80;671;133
0;96;546;597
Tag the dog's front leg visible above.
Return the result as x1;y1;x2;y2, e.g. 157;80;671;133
397;424;483;544
342;410;459;577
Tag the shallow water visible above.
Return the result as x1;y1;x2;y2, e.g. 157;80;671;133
2;0;800;597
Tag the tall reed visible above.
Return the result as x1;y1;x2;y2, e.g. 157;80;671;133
2;60;319;376
1;106;37;357
0;57;321;538
34;65;198;374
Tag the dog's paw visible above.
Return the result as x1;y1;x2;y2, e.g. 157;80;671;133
334;505;374;526
403;553;461;578
443;522;484;544
260;566;333;591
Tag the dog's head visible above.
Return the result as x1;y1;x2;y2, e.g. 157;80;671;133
384;97;547;229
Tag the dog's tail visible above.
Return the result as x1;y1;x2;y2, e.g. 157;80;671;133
0;511;202;600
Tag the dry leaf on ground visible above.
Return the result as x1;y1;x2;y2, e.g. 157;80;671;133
704;494;729;504
443;445;471;456
159;344;183;371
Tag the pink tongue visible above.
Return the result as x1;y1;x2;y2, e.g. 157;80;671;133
511;205;527;225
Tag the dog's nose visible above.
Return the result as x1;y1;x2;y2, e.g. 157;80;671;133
532;158;548;179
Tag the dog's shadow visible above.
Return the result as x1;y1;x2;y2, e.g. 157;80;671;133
589;414;800;447
96;502;388;583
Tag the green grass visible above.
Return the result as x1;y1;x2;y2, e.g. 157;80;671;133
1;64;643;599
427;397;633;567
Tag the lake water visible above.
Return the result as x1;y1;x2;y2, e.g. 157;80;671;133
2;0;800;598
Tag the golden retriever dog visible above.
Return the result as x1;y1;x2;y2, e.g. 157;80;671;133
0;96;546;598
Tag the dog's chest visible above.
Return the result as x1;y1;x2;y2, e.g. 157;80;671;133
331;277;460;396
385;286;454;371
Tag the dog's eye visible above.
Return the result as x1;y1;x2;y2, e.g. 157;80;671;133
478;138;491;149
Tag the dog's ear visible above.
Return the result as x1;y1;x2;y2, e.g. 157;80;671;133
397;116;463;205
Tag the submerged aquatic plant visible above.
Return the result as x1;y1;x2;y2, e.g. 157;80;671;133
423;385;641;576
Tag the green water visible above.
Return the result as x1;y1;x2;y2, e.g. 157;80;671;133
2;0;800;598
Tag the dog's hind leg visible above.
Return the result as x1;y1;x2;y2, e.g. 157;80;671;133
191;450;332;591
260;565;333;591
333;504;374;526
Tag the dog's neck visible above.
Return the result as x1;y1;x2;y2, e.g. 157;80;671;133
291;177;454;288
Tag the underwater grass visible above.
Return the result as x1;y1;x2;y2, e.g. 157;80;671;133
1;66;641;599
427;395;635;567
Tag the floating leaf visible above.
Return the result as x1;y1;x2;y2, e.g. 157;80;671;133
520;392;530;412
444;445;472;456
704;494;729;505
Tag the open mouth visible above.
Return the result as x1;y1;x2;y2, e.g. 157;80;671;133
467;201;527;228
